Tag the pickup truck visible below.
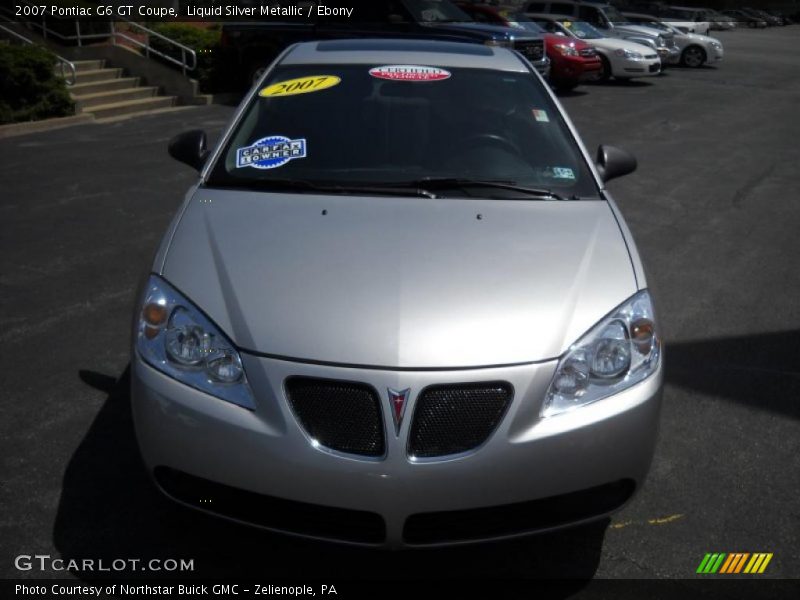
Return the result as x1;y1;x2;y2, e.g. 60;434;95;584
220;0;549;87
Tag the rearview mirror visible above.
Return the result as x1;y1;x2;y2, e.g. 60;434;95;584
168;130;209;171
596;145;637;183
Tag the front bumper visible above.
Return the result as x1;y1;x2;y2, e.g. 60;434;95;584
663;46;682;65
132;353;663;548
549;54;603;85
620;56;662;77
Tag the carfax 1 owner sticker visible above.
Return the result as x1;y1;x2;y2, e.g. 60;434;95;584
237;136;307;170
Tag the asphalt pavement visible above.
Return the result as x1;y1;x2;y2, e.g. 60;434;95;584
1;26;798;590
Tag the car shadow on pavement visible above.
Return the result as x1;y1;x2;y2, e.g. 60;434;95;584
53;367;607;586
666;329;800;420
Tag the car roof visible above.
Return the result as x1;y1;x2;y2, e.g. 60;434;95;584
281;39;529;72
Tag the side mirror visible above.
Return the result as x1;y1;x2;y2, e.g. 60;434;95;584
596;145;637;183
168;130;209;171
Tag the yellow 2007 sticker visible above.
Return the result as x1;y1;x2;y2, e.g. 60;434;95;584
259;75;341;98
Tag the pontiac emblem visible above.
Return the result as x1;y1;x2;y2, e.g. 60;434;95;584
387;388;411;434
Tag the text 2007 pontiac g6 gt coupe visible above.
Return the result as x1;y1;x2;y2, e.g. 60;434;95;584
132;39;663;548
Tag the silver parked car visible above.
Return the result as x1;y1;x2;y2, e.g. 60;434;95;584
132;39;663;548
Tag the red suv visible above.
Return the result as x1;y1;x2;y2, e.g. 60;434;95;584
456;2;602;91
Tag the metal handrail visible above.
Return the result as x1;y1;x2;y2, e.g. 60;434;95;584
9;0;197;74
0;21;77;85
111;20;197;75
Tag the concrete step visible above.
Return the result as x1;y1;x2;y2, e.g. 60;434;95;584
73;86;158;110
87;96;177;120
74;68;123;84
69;77;141;95
72;59;105;72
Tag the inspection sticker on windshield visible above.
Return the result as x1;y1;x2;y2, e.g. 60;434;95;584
369;65;451;82
552;167;575;180
236;136;306;170
259;75;341;98
532;109;550;123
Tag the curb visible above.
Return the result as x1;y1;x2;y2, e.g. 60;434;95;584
0;113;95;139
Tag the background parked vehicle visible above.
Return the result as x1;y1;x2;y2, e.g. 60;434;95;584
524;1;680;65
623;13;723;68
220;0;549;86
660;6;711;35
455;2;602;91
742;7;784;26
721;10;767;28
528;14;661;82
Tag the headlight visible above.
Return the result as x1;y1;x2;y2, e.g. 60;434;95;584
135;274;255;409
615;48;643;60
553;43;579;57
485;38;513;48
541;290;660;418
711;41;722;50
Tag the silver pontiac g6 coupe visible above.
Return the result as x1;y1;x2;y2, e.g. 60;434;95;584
132;39;663;548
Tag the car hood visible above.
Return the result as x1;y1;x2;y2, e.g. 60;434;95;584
591;37;654;53
161;189;637;368
613;24;662;39
544;33;592;51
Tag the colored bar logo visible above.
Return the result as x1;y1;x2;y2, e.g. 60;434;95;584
697;553;773;574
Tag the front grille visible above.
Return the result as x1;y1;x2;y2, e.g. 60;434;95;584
154;467;386;544
645;54;658;59
285;377;385;457
515;39;544;62
579;47;597;57
403;479;635;545
408;382;512;458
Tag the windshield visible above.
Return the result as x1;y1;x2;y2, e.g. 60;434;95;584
401;0;471;23
561;20;604;40
207;64;598;198
507;13;546;33
630;18;669;32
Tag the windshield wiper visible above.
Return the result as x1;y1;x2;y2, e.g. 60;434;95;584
406;178;566;200
214;179;438;198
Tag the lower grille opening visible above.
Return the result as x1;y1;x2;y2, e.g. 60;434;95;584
285;376;385;457
154;467;386;544
408;382;513;458
403;479;635;545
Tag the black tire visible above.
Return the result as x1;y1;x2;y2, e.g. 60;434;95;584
598;55;612;82
681;45;706;68
555;80;579;93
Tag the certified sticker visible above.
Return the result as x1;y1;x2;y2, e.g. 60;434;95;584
259;75;341;98
369;65;452;82
236;136;307;170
